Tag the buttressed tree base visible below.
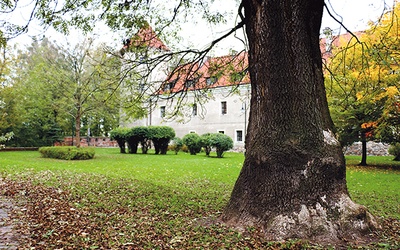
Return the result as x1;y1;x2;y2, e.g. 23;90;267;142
221;0;379;244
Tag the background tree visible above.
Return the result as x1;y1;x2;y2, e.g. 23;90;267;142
326;3;400;165
10;38;121;146
57;39;122;146
388;142;400;160
4;39;66;146
0;83;18;138
0;46;20;141
0;131;13;149
126;126;150;154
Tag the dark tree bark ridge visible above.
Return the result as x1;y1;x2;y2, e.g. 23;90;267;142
222;0;378;243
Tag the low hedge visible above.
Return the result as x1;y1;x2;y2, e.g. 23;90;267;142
39;146;95;160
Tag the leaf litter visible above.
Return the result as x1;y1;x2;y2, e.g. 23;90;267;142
0;173;399;249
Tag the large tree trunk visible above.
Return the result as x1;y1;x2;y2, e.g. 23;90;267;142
222;0;377;243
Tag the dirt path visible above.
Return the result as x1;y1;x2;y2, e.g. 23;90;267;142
0;197;19;249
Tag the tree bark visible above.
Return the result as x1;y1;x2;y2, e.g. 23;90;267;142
75;111;81;148
222;0;378;243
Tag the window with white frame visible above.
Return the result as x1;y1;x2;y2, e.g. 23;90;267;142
192;103;197;116
221;101;227;115
236;130;243;142
218;130;225;134
160;106;166;118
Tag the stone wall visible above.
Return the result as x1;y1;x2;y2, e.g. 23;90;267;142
232;141;391;156
55;137;118;147
344;141;390;156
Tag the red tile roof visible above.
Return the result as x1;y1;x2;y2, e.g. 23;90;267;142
121;28;358;93
161;51;249;93
160;32;361;93
123;24;170;52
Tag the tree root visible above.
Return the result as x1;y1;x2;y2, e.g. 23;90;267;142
223;194;379;246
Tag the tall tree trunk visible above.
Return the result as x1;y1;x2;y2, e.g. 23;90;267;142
75;108;81;148
359;132;368;166
222;0;377;243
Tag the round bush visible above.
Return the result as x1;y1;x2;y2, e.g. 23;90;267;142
148;126;175;154
209;133;233;158
182;133;202;155
171;137;183;154
200;133;213;156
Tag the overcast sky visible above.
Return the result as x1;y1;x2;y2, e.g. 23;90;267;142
7;0;395;55
187;0;395;55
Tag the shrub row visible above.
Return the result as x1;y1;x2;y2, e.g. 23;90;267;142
110;126;175;155
110;127;234;158
181;132;233;158
39;146;95;160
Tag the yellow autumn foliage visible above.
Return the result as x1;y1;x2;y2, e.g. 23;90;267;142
386;86;399;97
356;92;364;101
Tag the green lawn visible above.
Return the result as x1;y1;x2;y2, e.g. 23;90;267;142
0;148;399;249
345;155;400;219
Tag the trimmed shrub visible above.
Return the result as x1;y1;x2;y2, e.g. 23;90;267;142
149;126;175;154
200;133;213;156
125;126;150;154
110;127;130;153
125;128;139;154
171;137;183;155
182;133;202;155
209;133;233;158
39;146;95;160
132;126;151;154
389;143;400;161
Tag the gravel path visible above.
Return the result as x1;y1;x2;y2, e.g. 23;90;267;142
0;197;19;249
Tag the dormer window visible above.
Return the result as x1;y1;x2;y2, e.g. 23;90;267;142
206;76;217;86
163;80;176;92
185;79;195;88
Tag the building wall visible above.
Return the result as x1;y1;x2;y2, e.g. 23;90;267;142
123;84;251;149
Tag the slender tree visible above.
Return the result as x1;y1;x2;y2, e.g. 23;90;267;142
36;39;122;146
326;2;400;165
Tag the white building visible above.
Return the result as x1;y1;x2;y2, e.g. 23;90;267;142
120;25;251;149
